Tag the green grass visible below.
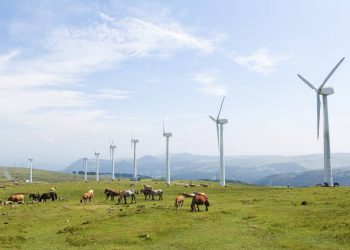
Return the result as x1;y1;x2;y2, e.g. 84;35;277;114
0;167;107;183
1;173;350;249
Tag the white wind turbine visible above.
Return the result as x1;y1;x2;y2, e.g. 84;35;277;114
83;157;88;182
209;96;228;186
28;156;33;183
110;141;117;180
94;151;100;181
297;57;345;186
163;118;172;186
131;137;139;181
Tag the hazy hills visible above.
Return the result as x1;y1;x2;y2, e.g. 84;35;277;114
63;153;350;185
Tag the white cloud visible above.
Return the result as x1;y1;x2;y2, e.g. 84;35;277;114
0;13;214;119
192;71;227;96
0;4;219;166
231;48;290;74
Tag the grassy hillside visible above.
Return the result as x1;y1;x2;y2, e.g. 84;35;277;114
0;178;350;249
0;167;102;183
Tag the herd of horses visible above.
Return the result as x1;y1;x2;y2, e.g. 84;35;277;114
94;185;209;211
3;184;210;212
7;191;58;203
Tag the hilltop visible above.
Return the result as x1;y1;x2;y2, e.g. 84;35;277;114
1;180;350;249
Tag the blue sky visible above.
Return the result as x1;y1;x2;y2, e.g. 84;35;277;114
0;0;349;169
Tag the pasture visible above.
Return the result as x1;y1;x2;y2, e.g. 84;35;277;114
1;179;350;249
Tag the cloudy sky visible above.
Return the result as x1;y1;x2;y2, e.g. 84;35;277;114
0;0;349;170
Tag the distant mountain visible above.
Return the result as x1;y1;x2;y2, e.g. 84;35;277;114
62;153;350;185
254;167;350;186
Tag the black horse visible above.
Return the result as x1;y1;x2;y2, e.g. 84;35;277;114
140;189;152;200
39;192;58;202
29;193;40;202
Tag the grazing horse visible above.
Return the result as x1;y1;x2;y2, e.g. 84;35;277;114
39;192;58;202
8;194;24;203
29;193;40;202
191;193;209;212
173;195;185;209
80;191;93;204
140;189;152;200
150;189;163;200
118;189;136;204
104;189;122;201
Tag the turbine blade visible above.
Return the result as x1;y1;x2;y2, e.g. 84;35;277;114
319;57;345;90
209;115;217;122
163;117;165;135
216;123;220;148
317;93;321;139
217;96;226;120
297;74;316;90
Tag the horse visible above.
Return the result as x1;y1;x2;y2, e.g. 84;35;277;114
173;195;185;209
80;191;93;204
118;189;136;204
104;189;122;201
8;194;24;203
29;193;40;202
50;187;57;191
140;189;152;200
39;192;58;202
150;189;163;200
191;193;209;212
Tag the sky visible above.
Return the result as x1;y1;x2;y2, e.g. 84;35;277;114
0;0;349;170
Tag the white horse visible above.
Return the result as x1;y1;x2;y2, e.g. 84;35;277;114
118;189;136;204
150;189;163;200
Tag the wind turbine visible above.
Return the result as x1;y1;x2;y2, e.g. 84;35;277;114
94;152;100;181
110;141;117;180
297;57;345;186
83;158;88;182
163;118;172;186
28;156;33;183
131;138;139;181
209;96;228;186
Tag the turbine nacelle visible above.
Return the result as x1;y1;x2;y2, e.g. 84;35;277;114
320;87;334;96
131;139;139;143
163;132;172;137
218;119;228;124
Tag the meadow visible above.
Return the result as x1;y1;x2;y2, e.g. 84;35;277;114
1;170;350;249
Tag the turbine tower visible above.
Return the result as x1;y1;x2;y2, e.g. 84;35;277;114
131;138;139;181
110;141;117;180
209;96;228;186
297;57;345;186
94;152;100;181
28;156;33;183
83;158;88;182
163;118;172;186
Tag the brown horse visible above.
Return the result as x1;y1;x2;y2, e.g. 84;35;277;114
173;195;185;209
104;189;122;201
191;193;209;212
8;194;25;203
80;191;93;204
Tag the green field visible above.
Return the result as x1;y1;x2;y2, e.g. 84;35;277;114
1;170;350;249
